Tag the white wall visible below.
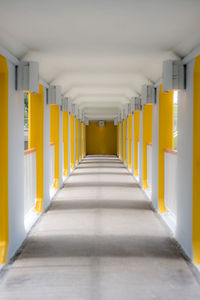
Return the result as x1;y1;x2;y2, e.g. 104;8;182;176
152;87;159;210
7;61;25;261
43;87;51;209
176;60;194;259
139;110;143;187
59;110;63;188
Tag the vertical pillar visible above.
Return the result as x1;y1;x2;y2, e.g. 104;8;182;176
152;87;159;210
0;55;8;264
139;110;143;186
75;117;79;165
50;104;60;190
79;120;81;161
121;121;124;161
128;114;133;170
63;111;69;176
70;114;75;170
134;111;140;176
158;85;173;213
29;84;44;213
142;104;153;189
193;55;200;263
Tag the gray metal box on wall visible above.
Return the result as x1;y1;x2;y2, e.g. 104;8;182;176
163;60;184;92
134;97;141;111
17;61;39;93
49;85;61;105
141;85;154;105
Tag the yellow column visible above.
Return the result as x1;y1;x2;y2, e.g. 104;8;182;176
142;104;153;189
81;122;84;158
29;85;44;213
128;114;133;170
84;124;86;156
79;120;81;161
158;85;173;213
50;104;60;190
63;111;68;177
193;55;200;264
75;118;79;165
118;123;121;159
134;111;140;176
121;121;124;161
0;55;8;264
70;114;75;169
124;118;127;164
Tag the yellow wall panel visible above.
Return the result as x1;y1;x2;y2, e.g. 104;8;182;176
29;85;44;213
63;111;68;176
193;55;200;264
142;104;153;189
86;122;117;155
134;111;140;176
158;85;173;213
128;114;133;170
50;104;59;189
0;55;8;264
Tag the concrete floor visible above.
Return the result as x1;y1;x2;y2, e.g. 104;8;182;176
1;155;200;300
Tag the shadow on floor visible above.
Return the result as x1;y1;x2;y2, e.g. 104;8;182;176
64;182;140;188
77;166;126;169
70;172;132;176
50;199;151;211
21;235;180;259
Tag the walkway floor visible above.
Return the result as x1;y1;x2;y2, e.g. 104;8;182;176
1;155;200;299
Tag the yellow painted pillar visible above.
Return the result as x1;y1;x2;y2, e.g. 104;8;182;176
70;114;75;169
84;124;86;156
81;122;84;158
29;85;44;213
134;111;140;176
142;104;153;189
121;121;124;161
128;114;133;170
158;85;173;213
124;118;127;164
75;118;79;165
79;120;81;161
0;55;8;264
193;55;200;264
63;111;68;177
118;123;121;159
50;104;60;190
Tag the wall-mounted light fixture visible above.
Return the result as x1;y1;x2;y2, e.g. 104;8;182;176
162;60;184;92
141;85;154;106
17;61;39;93
49;85;61;105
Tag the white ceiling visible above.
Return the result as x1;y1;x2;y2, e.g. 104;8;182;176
0;0;200;120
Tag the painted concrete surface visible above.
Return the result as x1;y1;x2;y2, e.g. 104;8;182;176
1;155;200;300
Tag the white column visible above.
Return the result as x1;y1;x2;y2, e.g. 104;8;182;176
68;113;71;175
43;87;51;209
59;109;63;188
139;110;143;187
7;61;25;261
152;87;159;210
176;59;194;259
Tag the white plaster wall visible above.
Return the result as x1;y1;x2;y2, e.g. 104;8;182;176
139;110;143;187
43;88;51;209
176;60;194;259
152;88;159;210
59;110;63;188
7;61;25;261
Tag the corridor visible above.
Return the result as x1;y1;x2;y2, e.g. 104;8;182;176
0;156;200;299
